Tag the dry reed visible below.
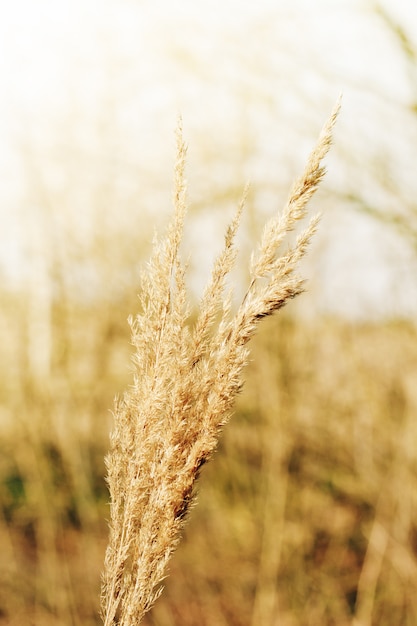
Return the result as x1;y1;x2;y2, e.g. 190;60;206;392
101;102;340;625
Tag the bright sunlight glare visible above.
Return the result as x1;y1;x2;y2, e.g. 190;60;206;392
1;0;417;317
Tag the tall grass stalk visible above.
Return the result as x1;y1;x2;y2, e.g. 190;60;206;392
101;102;340;625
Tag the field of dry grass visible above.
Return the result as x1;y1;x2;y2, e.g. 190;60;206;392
1;1;417;623
1;286;417;625
2;108;417;625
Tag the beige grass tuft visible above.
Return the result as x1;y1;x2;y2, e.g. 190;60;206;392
101;102;340;625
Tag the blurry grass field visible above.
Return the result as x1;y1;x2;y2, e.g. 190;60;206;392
1;286;417;625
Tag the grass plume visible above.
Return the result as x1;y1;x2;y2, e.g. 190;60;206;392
101;102;340;625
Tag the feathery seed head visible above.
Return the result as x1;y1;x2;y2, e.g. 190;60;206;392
101;101;340;625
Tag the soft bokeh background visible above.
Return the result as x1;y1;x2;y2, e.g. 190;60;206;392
1;1;417;624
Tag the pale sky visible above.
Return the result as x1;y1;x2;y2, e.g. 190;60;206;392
1;0;417;318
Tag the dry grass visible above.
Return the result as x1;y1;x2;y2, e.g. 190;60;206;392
2;302;417;624
4;100;417;626
101;103;340;625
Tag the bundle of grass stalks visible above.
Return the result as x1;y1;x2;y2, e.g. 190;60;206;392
101;102;340;625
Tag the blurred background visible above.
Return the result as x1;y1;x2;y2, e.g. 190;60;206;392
1;0;417;624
